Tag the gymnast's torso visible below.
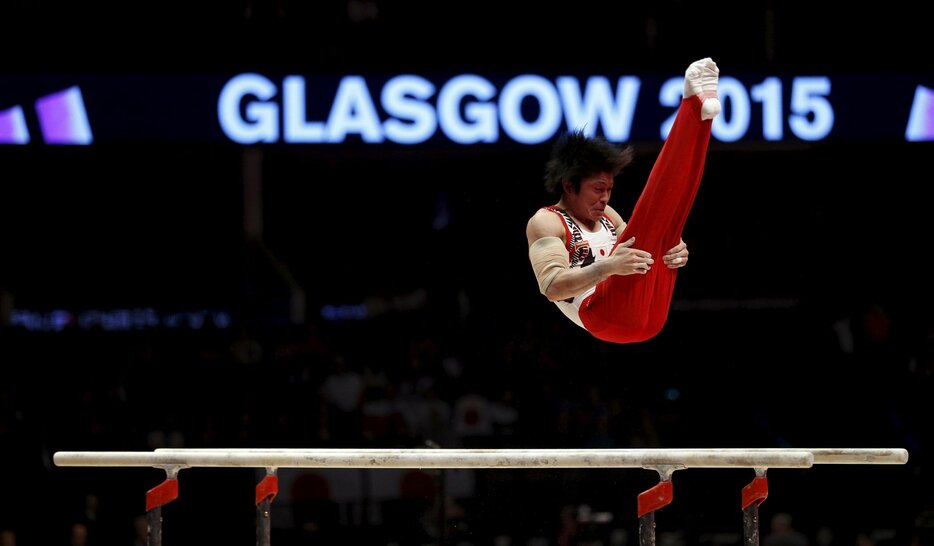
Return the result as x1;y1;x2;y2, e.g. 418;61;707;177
543;206;618;328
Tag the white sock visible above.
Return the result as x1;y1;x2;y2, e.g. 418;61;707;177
683;57;721;120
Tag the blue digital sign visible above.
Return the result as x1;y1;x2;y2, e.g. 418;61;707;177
1;71;931;145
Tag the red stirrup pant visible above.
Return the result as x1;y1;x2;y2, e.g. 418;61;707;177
579;96;713;343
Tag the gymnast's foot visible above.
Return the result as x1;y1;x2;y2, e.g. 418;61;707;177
684;57;721;121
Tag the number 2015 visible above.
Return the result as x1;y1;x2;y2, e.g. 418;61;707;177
661;76;833;142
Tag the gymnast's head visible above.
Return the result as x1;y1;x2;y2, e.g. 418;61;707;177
543;129;634;195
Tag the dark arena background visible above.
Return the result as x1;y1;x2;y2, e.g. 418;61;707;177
1;3;933;546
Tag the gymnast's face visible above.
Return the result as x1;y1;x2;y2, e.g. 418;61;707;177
567;172;614;223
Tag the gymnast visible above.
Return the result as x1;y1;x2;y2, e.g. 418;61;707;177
526;57;721;343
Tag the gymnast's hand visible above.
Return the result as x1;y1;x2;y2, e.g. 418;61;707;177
663;239;689;269
609;237;654;275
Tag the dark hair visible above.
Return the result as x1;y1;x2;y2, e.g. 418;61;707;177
543;129;634;193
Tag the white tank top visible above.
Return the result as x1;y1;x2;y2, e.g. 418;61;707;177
543;207;618;329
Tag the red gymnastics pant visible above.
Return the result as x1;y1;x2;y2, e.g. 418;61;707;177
579;96;713;343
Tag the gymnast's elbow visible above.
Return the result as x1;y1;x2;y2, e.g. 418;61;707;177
541;278;575;302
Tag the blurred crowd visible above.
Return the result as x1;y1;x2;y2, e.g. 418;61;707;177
1;291;931;545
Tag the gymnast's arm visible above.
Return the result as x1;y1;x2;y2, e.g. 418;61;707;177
606;206;687;269
526;207;653;302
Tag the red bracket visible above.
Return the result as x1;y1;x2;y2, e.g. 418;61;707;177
741;476;769;509
638;480;674;517
255;474;279;505
146;479;179;511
